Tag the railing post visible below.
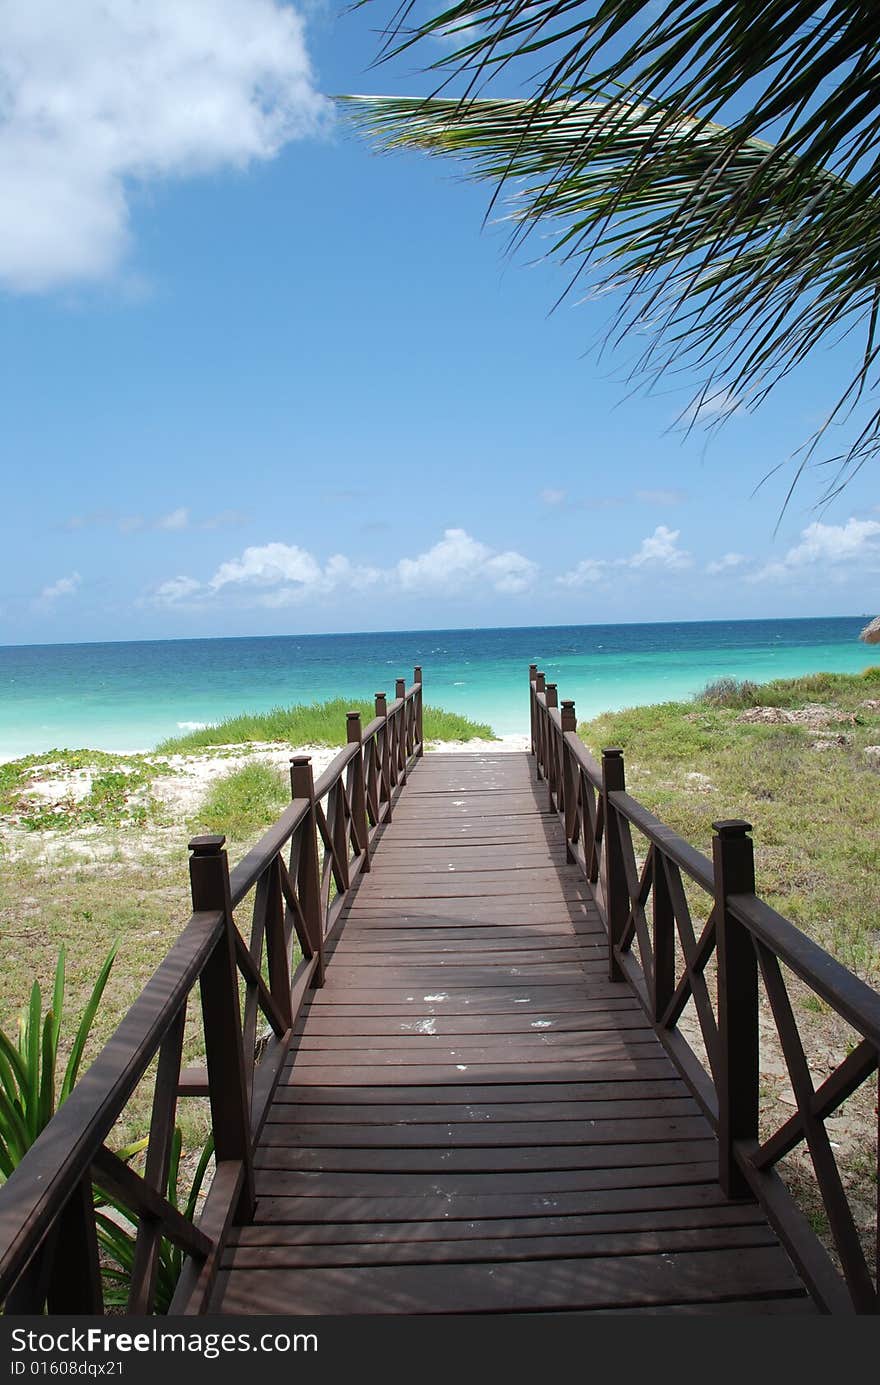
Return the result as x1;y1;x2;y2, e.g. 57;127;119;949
188;835;255;1220
290;757;325;987
602;749;628;983
375;692;392;821
713;819;759;1200
534;671;546;781
561;699;577;861
396;677;408;784
529;664;538;756
545;683;559;808
414;666;424;755
347;711;370;873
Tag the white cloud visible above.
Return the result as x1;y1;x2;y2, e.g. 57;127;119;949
628;526;692;570
40;572;82;601
397;529;537;595
157;507;190;532
153;575;202;605
706;552;748;575
752;518;880;582
557;559;606;588
0;1;329;292
153;528;538;606
541;488;567;506
558;525;692;587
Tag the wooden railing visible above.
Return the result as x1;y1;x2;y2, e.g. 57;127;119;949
0;670;424;1316
530;664;880;1316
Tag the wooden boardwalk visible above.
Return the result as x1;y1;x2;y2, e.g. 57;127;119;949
212;752;812;1315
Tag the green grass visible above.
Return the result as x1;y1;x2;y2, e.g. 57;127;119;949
193;762;290;840
155;698;495;753
0;749;168;833
579;667;880;980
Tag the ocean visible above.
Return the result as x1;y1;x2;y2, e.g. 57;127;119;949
0;616;874;759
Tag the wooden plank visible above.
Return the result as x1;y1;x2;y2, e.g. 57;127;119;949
252;1162;724;1202
283;1060;678;1086
254;1139;717;1174
214;1245;804;1314
230;1201;769;1246
259;1115;710;1147
267;1095;701;1122
291;1011;646;1038
274;1079;689;1107
250;1172;731;1226
223;1223;779;1269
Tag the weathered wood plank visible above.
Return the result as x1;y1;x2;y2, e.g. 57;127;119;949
215;1245;805;1314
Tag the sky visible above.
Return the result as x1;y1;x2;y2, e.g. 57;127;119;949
1;0;879;647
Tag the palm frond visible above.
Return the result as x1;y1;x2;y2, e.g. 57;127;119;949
348;2;880;493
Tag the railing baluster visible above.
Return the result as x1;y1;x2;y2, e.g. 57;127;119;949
396;677;408;784
652;850;676;1026
347;711;370;873
375;692;392;820
529;664;538;755
545;683;559;809
127;1006;186;1313
414;666;424;755
712;819;759;1200
290;757;325;986
264;855;293;1029
189;835;255;1222
602;748;628;984
561;698;577;861
534;671;546;780
330;778;350;894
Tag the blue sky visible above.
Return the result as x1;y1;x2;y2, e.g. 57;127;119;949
1;0;878;646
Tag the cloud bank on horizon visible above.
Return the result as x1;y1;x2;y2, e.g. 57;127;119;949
0;0;328;292
118;516;880;618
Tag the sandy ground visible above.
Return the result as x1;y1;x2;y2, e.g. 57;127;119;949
0;736;531;864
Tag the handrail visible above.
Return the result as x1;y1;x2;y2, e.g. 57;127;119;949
728;892;880;1047
0;666;425;1316
229;798;310;907
529;665;879;1315
609;789;716;895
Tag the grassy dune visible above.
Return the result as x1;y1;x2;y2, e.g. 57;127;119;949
156;698;494;753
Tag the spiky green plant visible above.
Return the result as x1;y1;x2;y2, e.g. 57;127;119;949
345;2;880;501
0;945;117;1179
95;1129;215;1313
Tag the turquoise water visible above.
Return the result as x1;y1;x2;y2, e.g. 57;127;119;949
0;617;874;758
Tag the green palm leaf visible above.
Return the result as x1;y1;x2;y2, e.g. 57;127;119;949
348;2;880;495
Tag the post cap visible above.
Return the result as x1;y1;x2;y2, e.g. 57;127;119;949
375;691;386;699
561;699;575;708
290;754;312;766
602;746;623;758
347;709;361;721
188;834;225;854
713;819;753;837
